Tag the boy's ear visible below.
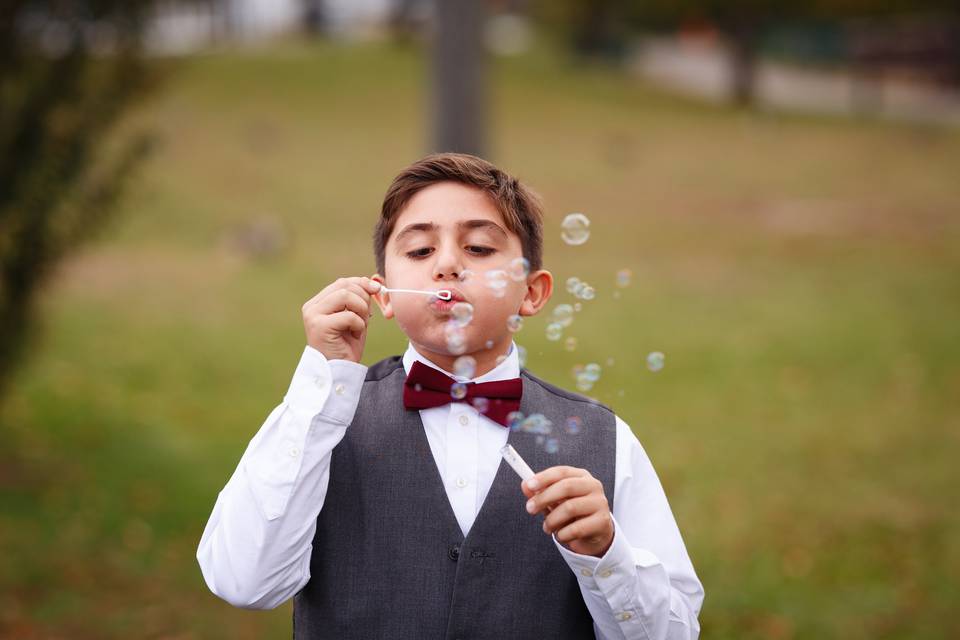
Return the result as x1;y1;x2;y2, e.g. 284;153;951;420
519;269;553;317
371;273;394;319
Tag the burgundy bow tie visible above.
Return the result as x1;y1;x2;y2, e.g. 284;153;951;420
403;360;522;428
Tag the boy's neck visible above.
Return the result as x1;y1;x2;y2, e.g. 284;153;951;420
410;337;515;379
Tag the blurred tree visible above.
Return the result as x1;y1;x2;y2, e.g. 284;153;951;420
0;1;164;404
432;0;486;156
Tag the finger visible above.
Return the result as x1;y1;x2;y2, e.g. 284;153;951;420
522;465;589;494
304;277;377;310
554;510;613;545
325;310;366;336
525;476;599;516
542;495;604;535
315;289;370;320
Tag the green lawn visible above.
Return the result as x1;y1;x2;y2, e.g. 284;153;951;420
1;38;959;639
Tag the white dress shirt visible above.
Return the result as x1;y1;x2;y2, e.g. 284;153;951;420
197;342;704;639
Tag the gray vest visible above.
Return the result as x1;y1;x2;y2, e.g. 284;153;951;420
293;356;616;639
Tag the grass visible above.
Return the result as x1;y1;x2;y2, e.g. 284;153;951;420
1;37;958;638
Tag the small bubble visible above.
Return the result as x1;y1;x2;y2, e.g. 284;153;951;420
485;339;494;349
584;362;602;381
506;314;524;332
560;212;591;246
565;416;583;435
451;302;474;327
544;438;559;454
580;286;596;301
564;336;577;351
453;355;477;378
507;257;530;281
507;411;525;430
485;269;509;298
575;375;593;392
574;302;582;312
546;323;563;341
551;304;574;327
444;322;467;355
472;397;490;413
616;269;632;287
536;435;545;445
450;382;468;400
458;269;475;282
646;351;665;372
565;277;582;294
414;383;423;392
571;364;584;379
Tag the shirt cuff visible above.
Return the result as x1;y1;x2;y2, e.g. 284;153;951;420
282;346;367;425
554;515;661;586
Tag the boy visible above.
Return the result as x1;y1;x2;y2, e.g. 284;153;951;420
197;153;704;639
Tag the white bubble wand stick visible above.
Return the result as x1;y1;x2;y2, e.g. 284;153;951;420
501;444;554;513
377;285;452;301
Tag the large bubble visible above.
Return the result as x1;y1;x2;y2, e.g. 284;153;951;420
545;323;563;341
451;302;474;328
566;276;582;294
560;213;591;246
646;351;665;372
450;382;468;400
454;355;477;378
551;304;574;327
507;257;530;282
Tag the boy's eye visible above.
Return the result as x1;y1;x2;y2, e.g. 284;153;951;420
466;245;495;256
406;247;434;259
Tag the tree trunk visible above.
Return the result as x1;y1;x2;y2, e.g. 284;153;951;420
431;0;486;156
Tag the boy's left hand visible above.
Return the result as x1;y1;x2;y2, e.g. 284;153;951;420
522;466;614;558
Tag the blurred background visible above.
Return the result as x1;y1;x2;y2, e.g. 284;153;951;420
1;0;959;638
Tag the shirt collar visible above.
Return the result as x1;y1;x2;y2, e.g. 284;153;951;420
401;341;520;383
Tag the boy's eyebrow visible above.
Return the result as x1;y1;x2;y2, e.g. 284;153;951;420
458;219;508;238
394;219;508;243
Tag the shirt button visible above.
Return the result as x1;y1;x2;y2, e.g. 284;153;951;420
617;612;633;621
334;383;345;395
455;477;468;488
580;568;593;577
599;569;613;578
289;447;300;458
458;415;469;426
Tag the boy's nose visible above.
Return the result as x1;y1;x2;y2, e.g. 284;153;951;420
432;249;463;281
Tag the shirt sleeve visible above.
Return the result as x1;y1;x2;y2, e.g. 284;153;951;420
553;416;704;639
196;345;367;609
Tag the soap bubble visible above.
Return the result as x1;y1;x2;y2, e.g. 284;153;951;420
451;302;474;327
565;416;583;435
519;413;552;434
485;269;509;297
566;277;582;294
414;383;423;392
545;323;563;341
574;302;582;312
584;362;602;381
472;397;490;414
507;411;525;430
580;286;596;301
453;355;476;378
517;345;527;368
616;269;632;287
564;336;577;352
506;314;523;332
561;212;591;246
536;435;545;445
444;322;467;355
544;438;559;454
646;351;665;372
551;304;574;327
450;382;468;400
571;364;584;379
458;269;476;283
507;257;530;281
485;339;494;349
575;375;593;392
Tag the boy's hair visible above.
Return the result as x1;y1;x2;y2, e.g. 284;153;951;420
374;153;544;275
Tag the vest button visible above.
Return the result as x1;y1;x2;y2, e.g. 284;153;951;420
448;544;460;561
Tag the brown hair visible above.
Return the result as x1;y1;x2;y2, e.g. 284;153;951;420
373;153;544;275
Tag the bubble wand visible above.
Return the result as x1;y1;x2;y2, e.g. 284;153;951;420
376;286;452;301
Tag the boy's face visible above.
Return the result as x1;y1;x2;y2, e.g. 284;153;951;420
373;181;552;371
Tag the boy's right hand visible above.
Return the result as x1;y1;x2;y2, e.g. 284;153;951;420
302;277;381;363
